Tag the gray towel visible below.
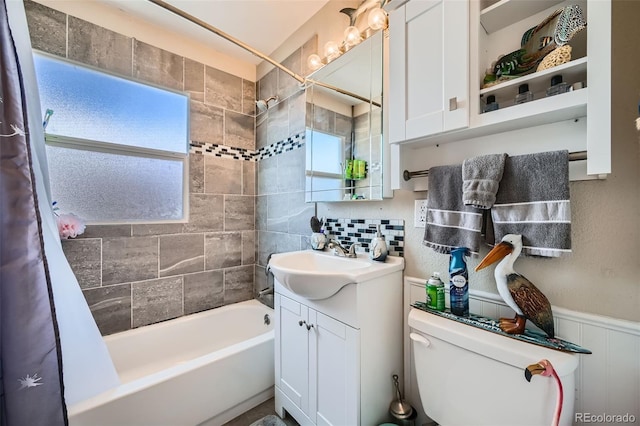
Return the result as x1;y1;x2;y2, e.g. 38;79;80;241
462;153;508;209
423;164;483;256
487;150;571;257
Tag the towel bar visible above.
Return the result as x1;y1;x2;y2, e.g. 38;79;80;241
402;150;587;181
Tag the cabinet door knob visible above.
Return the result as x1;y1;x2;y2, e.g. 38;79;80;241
298;320;305;327
449;97;458;111
306;323;314;331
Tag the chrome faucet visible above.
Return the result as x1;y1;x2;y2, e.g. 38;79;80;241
258;287;274;297
328;240;361;258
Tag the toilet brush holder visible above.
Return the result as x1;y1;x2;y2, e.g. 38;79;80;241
389;374;414;423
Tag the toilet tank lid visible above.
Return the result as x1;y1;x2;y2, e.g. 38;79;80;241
408;308;579;377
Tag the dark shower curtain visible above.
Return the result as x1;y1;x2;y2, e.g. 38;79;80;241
0;0;67;424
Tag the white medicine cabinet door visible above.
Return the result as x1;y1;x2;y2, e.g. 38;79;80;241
389;0;469;143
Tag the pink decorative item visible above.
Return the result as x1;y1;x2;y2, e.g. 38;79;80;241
525;359;563;426
56;213;86;239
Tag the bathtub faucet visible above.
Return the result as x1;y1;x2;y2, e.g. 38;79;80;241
328;240;361;258
258;287;274;297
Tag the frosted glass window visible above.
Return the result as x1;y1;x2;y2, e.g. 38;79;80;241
34;53;188;153
46;146;184;222
34;52;188;223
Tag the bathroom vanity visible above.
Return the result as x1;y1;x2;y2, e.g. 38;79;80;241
270;250;404;426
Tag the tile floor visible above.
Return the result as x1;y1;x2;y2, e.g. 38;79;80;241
223;398;299;426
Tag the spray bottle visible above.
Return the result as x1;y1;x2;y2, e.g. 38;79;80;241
449;247;470;316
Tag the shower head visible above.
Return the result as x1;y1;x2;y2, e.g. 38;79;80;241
256;95;279;113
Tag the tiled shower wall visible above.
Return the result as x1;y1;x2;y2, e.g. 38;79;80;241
25;0;257;335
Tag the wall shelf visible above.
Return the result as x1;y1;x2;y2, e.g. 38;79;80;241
480;0;565;34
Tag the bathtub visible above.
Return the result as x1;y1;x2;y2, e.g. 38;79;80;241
69;300;275;426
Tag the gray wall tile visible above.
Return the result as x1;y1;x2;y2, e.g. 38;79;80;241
62;239;101;289
279;47;302;100
267;193;290;232
68;16;132;76
184;270;224;315
185;58;205;102
132;223;184;237
267;99;289;146
242;79;256;115
242;231;256;265
288;91;306;137
225;110;254;150
277;147;306;193
256;112;268;150
258;231;277;266
258;68;278;105
224;266;254;305
225;195;254;231
190;101;224;145
79;225;131;239
102;237;158;286
258;155;278;196
83;284;131;335
204;156;242;195
24;0;66;57
205;66;242;111
190;153;204;194
205;232;242;269
159;234;204;277
286;191;315;235
256;195;268;231
132;276;183;328
184;194;224;233
133;40;183;90
243;161;256;196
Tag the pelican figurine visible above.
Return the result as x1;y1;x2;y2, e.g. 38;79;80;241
475;234;555;338
525;359;564;426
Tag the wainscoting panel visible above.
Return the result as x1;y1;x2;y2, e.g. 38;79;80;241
404;276;640;426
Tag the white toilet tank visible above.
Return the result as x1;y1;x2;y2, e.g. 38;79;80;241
409;308;578;426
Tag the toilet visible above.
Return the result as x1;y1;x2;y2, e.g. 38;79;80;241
408;308;579;426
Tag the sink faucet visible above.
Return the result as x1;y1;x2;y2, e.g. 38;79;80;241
328;240;361;258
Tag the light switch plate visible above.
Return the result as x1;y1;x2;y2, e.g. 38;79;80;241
414;199;428;228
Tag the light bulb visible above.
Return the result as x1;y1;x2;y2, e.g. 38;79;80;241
343;26;362;47
307;54;323;71
323;40;341;61
368;6;388;31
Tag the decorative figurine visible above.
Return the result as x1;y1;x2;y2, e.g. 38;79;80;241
525;359;564;426
482;5;586;88
310;216;326;250
475;234;555;338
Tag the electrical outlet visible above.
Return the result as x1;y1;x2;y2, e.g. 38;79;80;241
414;199;428;228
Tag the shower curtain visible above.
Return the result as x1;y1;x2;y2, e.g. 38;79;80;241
1;1;119;424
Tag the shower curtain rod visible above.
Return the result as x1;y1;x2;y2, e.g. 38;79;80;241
403;150;588;181
146;0;381;108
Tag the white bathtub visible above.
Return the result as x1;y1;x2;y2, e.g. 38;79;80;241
69;300;275;426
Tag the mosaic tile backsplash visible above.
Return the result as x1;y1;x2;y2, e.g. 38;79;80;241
323;218;404;257
190;132;305;161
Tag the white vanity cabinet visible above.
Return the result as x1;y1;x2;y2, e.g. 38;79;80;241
274;270;403;426
388;0;469;143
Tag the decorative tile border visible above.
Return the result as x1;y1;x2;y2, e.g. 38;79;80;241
323;218;404;257
189;132;305;162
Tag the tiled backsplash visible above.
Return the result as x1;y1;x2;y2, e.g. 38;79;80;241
323;218;405;257
190;131;305;161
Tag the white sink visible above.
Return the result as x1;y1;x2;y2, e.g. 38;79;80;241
268;250;404;300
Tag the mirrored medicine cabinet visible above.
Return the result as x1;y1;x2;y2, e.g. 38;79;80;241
305;30;386;202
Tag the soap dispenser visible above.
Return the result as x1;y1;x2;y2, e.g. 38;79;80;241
369;224;388;262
